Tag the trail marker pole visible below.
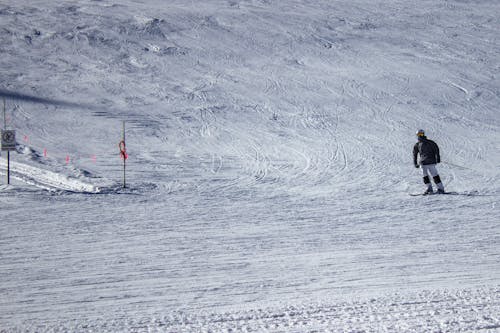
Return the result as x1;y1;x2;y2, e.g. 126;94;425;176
119;121;127;188
123;121;126;188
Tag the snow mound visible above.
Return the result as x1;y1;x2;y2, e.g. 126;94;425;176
0;158;100;193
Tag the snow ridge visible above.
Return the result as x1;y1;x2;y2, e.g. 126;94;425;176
0;158;99;193
2;287;498;332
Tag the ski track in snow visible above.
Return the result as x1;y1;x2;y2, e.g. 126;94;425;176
0;0;499;331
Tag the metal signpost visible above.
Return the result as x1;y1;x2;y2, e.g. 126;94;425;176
2;99;16;184
2;130;16;184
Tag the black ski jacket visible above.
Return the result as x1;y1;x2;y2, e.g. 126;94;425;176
413;137;441;166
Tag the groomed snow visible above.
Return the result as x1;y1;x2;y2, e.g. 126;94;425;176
0;0;499;331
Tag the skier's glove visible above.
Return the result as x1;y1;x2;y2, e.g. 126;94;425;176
415;164;419;168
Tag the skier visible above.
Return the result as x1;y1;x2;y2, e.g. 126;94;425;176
413;129;445;194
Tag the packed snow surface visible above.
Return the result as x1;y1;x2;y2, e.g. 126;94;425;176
0;0;499;331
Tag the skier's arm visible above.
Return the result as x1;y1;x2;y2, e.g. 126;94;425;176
434;142;441;163
413;144;419;167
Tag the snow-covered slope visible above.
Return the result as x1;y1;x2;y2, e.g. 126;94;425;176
1;0;499;331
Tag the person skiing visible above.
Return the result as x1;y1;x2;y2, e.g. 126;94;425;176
413;129;445;194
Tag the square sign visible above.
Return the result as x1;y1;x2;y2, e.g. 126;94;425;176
1;130;16;151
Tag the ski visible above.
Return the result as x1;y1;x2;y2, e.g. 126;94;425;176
409;191;480;197
409;192;435;196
